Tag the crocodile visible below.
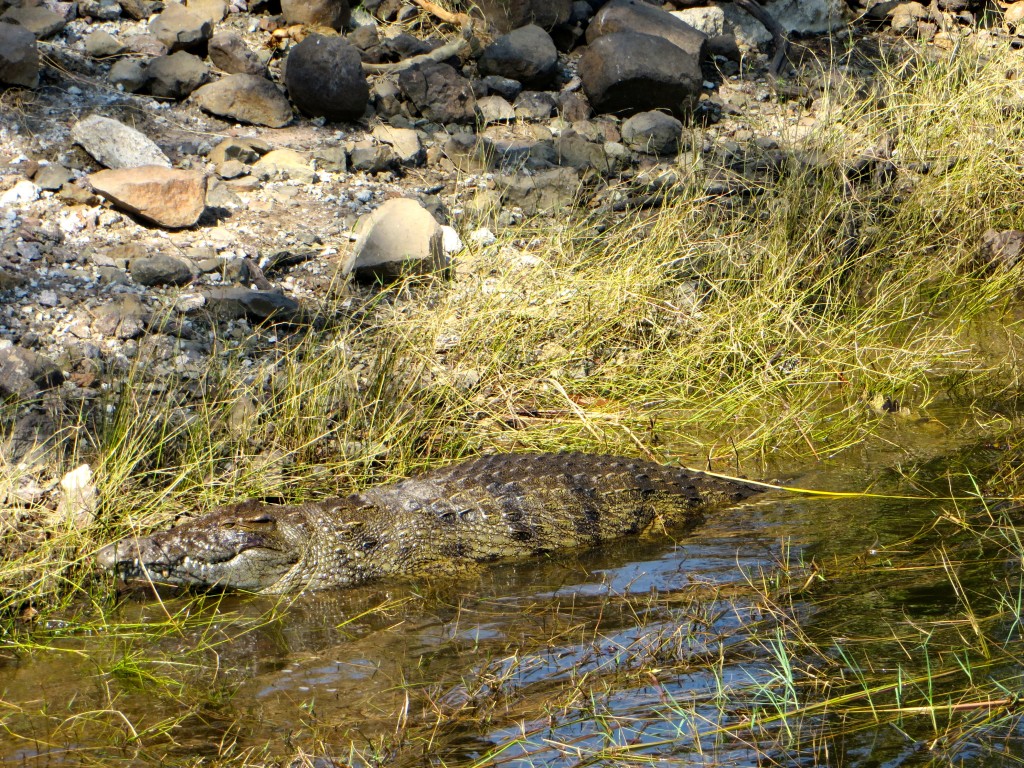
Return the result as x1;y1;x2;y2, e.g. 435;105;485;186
95;452;764;593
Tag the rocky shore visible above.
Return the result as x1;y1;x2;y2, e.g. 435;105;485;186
0;0;1017;515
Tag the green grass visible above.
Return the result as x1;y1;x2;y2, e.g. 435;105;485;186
3;32;1024;768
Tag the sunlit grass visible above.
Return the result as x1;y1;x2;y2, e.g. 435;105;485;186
2;32;1024;768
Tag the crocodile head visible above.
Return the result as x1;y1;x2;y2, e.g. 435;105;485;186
96;501;311;592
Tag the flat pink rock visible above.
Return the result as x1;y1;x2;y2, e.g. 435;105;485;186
89;166;207;228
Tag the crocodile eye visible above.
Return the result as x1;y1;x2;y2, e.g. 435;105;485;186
247;514;275;524
361;538;379;551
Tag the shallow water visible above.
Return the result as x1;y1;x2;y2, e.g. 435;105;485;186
2;414;1023;767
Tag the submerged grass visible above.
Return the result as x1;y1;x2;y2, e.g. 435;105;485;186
3;33;1024;768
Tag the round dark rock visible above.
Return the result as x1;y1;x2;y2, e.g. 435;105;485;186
130;254;194;286
285;34;369;122
578;31;701;116
621;111;684;155
147;51;211;100
479;24;558;89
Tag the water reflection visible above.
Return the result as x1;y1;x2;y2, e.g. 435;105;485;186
3;421;1023;766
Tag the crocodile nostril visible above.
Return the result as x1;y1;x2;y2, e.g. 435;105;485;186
95;542;119;569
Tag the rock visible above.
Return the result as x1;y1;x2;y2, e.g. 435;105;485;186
496;166;579;215
285;34;369;122
281;0;350;30
671;6;724;37
380;32;433;61
71;114;172;169
0;343;64;400
147;50;211;99
371;124;424;166
555;133;613;173
707;34;740;62
398;61;476;125
119;0;164;19
1;4;66;37
108;58;150;91
192;74;292;127
88;166;207;228
0;179;40;206
79;0;123;20
348;141;399;173
209;136;270;164
621;111;683;155
888;1;928;33
57;464;98;529
719;0;845;46
208;31;266;75
557;91;591;121
347;197;447;281
315;145;347;172
587;0;707;61
473;0;571;32
85;29;125;57
979;229;1024;272
0;23;39;88
578;32;702;116
481;74;522;101
476;94;516;124
478;24;558;89
34;163;73;190
124;33;168;57
514;90;556;120
130;254;194;285
253;148;315;182
4;410;59;465
1005;1;1024;32
92;295;150;338
149;2;212;54
202;288;301;322
186;0;227;25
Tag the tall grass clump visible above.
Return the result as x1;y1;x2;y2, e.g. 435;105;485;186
2;39;1024;616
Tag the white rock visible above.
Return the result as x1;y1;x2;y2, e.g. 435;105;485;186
58;463;98;529
671;6;725;37
716;0;846;46
470;227;497;246
0;180;40;205
71;114;172;170
440;225;463;256
347;197;447;280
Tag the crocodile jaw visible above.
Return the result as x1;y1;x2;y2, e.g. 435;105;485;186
96;508;306;592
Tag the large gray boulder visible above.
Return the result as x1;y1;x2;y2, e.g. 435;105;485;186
478;24;558;89
0;23;39;88
472;0;571;32
587;0;706;62
285;35;368;122
578;31;702;116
